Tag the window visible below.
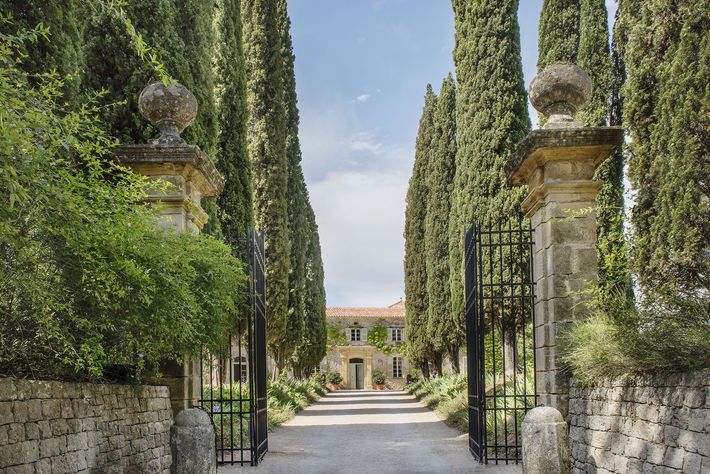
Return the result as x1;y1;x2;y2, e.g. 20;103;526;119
233;356;248;382
391;328;403;342
349;328;361;342
392;356;403;378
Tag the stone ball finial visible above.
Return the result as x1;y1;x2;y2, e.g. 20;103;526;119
529;63;592;129
139;81;198;145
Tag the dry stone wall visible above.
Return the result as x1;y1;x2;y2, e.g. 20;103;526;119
569;370;709;473
0;378;173;473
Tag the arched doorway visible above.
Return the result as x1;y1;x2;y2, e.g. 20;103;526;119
348;358;364;389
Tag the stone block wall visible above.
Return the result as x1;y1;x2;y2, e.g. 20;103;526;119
0;378;173;473
569;370;709;473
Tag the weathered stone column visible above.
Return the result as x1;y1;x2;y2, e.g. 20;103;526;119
506;64;623;418
114;82;224;414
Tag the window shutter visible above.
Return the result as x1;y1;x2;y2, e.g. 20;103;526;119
361;328;367;342
347;329;352;342
387;357;393;377
387;328;392;342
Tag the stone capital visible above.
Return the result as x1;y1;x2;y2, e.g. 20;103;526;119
114;144;224;233
507;127;623;217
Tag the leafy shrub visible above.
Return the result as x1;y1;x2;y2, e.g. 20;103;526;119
562;289;710;383
326;370;343;385
311;371;326;386
372;370;386;385
0;23;246;382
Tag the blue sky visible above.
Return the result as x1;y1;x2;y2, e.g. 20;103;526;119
289;0;617;307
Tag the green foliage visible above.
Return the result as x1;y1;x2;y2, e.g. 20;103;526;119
242;0;290;367
562;290;710;383
537;0;580;70
83;0;192;146
0;28;246;381
326;324;348;351
372;370;386;386
449;0;530;371
172;0;218;155
622;0;709;295
0;0;85;105
366;325;405;356
408;373;468;432
294;207;327;374
279;0;309;368
215;0;253;237
405;85;437;373
424;74;460;369
326;370;343;385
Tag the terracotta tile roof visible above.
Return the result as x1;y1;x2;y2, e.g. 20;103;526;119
326;299;405;319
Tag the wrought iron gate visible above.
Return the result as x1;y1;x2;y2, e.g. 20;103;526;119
466;220;537;464
198;229;267;466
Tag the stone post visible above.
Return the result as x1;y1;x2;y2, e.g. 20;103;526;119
171;408;217;474
506;64;623;418
522;406;570;474
114;82;224;414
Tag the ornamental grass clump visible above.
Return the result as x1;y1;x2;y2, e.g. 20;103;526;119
562;290;710;383
0;22;246;382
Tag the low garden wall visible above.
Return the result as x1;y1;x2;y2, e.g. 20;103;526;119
0;378;173;473
569;370;709;473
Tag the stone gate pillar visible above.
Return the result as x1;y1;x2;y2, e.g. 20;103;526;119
506;64;623;418
114;82;224;414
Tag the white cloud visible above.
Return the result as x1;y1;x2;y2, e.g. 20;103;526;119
350;131;383;154
310;169;408;307
355;93;371;103
299;101;414;307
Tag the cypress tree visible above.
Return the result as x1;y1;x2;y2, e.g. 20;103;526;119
295;207;327;375
405;85;439;376
241;0;290;369
623;1;709;294
537;0;580;71
449;0;531;373
83;1;191;145
173;0;218;155
424;74;460;372
277;0;309;368
0;0;85;105
578;0;628;298
216;0;253;237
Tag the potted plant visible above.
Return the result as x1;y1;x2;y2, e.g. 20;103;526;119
372;370;386;390
326;370;343;390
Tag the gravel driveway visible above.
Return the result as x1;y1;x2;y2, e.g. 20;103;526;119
220;390;521;474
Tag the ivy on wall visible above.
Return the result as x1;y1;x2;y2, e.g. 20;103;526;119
367;325;406;356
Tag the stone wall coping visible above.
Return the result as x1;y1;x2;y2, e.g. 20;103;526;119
114;144;225;196
507;127;624;185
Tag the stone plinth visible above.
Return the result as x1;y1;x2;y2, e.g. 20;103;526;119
507;127;623;417
114;144;224;233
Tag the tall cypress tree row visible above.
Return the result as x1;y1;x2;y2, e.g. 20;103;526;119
578;0;628;298
424;75;460;371
241;0;290;369
215;0;253;237
83;1;191;145
623;0;709;294
277;0;309;367
537;0;580;71
449;0;531;366
405;86;439;376
0;0;85;105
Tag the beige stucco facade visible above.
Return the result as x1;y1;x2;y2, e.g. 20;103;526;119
321;302;410;390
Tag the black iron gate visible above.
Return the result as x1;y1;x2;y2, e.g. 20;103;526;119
198;229;267;466
466;220;537;464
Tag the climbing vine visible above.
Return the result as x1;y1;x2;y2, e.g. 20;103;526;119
367;325;406;356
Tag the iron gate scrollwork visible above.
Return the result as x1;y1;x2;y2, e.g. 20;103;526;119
466;219;537;464
198;229;267;466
